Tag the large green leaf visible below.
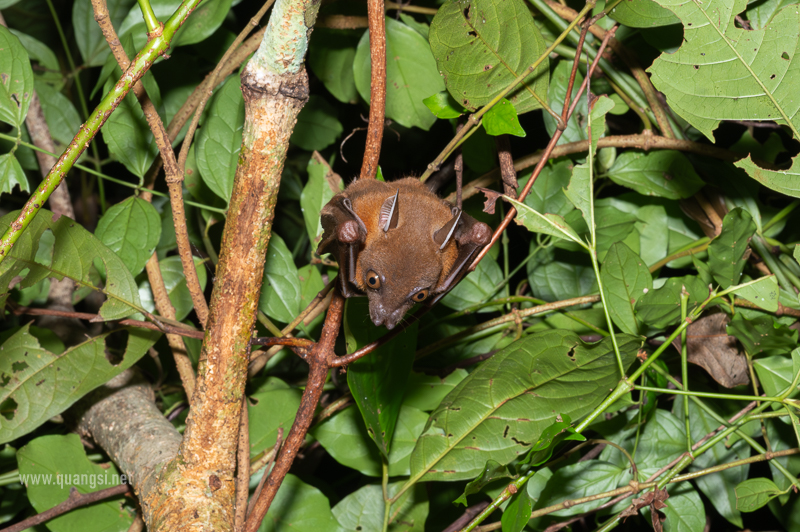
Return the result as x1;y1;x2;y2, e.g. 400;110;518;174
17;434;134;531
534;460;630;517
313;405;429;477
708;208;756;289
608;0;679;27
290;95;343;151
33;80;82;148
354;18;444;130
0;210;142;319
116;0;233;50
736;155;800;200
0;153;28;194
137;256;208;322
308;28;359;104
440;254;504;311
0;26;33;127
635;275;709;329
248;381;301;459
196;75;244;203
300;156;339;254
72;0;135;67
333;482;428;532
12;30;63;88
649;0;800;140
95;197;162;276
345;298;418;457
259;474;341;532
408;330;641;482
0;325;159;444
258;234;302;324
601;242;652;335
607;150;705;199
518;159;574;217
543;60;586;145
428;0;549;114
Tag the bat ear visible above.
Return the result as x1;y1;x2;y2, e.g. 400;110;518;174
433;208;462;250
379;189;400;232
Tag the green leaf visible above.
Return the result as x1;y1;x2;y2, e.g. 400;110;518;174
506;196;585;247
735;478;782;512
501;488;532;532
423;90;467;119
440;254;504;311
518;159;574;217
754;356;794;399
260;474;341;532
314;405;429;477
454;460;513;506
746;0;797;30
483;98;525;137
648;0;800;140
17;434;134;530
0;325;159;444
544;60;586;145
258;234;302;324
0;209;142;319
608;0;679;27
729;275;779;312
522;414;586;467
409;330;641;482
298;264;325;312
601;242;652;335
727;313;797;358
300;156;338;254
736;155;800;200
607;150;705;199
248;384;301;458
674;394;749;527
138;256;208;321
95;197;162;276
117;0;233;49
403;369;468;411
345;298;418;456
535;460;629;517
708;208;757;289
333;482;428;532
308;28;359;104
290;95;343;151
196;75;244;203
635;276;710;329
655;485;706;532
101;73;161;179
0;26;33;127
33;81;82;148
11;30;63;88
530;257;596;302
354;18;444;130
429;0;549;114
0;153;28;194
72;0;135;67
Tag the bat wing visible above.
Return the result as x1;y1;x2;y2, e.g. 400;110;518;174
319;195;367;298
430;210;492;305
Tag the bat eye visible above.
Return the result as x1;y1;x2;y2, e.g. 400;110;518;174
366;270;381;289
412;289;429;302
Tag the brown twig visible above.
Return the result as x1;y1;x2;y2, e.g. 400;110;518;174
544;0;676;138
447;132;773;205
469;25;618;270
90;0;210;329
248;428;284;516
177;0;275;177
360;0;387;179
0;484;130;532
443;501;490;532
495;135;517;198
244;292;345;532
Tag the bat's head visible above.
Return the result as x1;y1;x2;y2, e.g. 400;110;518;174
356;188;461;330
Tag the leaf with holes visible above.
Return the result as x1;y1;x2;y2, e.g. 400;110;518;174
408;330;641;482
0;210;143;319
0;153;28;195
0;325;159;444
428;0;549;114
649;0;800;140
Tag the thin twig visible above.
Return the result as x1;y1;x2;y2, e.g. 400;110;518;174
247;428;284;516
244;292;345;532
0;484;130;532
234;395;251;532
360;0;387;179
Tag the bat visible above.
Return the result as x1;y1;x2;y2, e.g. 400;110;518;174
319;177;492;329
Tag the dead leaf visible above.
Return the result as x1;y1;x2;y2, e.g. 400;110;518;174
475;187;504;215
678;312;749;388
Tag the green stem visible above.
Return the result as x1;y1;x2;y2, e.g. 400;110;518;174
680;291;691;452
763;200;800;233
138;0;160;32
0;0;205;265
